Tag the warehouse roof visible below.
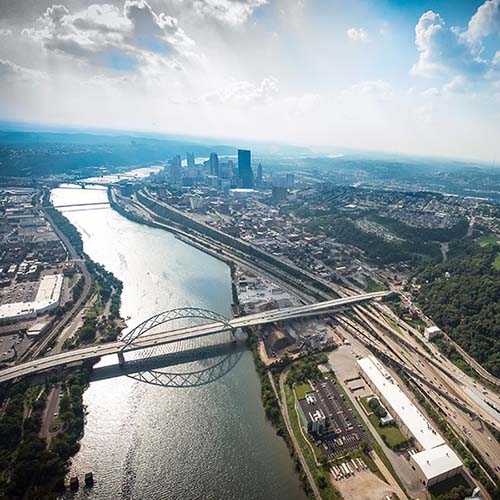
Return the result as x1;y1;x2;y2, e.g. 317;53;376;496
412;444;462;480
358;355;445;450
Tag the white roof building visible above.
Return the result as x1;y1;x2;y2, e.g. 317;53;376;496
0;274;63;323
358;355;462;486
411;444;463;486
358;355;444;450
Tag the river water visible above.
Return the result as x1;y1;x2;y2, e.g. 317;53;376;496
50;183;305;500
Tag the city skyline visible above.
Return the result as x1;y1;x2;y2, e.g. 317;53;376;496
1;0;499;162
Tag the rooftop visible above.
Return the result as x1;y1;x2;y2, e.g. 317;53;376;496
358;355;445;450
412;444;462;480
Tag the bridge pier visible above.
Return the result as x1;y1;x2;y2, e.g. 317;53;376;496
118;351;126;367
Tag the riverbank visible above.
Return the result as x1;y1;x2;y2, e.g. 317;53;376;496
0;194;126;499
53;183;306;500
109;187;319;498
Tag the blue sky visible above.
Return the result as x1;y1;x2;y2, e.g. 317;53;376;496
0;0;499;161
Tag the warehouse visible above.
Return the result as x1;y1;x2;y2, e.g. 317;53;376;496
358;355;462;486
0;274;63;323
410;444;463;487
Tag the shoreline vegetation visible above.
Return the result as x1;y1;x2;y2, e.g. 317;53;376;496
0;190;125;499
112;186;337;497
110;184;410;499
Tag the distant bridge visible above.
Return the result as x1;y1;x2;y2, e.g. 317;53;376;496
0;291;388;384
52;201;110;209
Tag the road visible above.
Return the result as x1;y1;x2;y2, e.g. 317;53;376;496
27;205;93;358
39;384;61;446
335;305;500;488
0;292;387;384
276;368;322;500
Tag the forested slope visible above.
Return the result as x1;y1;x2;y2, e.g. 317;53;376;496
415;240;500;377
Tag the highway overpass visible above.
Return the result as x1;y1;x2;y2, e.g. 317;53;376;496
0;291;388;384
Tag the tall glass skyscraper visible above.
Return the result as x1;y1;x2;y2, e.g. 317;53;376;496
238;149;253;188
209;152;219;176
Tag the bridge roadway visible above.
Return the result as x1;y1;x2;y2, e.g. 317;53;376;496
52;201;110;209
0;291;387;384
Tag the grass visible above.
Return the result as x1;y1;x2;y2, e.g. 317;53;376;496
478;236;500;270
360;397;409;450
478;235;500;248
294;382;313;400
365;277;388;293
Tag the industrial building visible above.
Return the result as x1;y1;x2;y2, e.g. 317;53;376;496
358;355;462;487
424;325;442;340
410;445;463;487
0;274;63;323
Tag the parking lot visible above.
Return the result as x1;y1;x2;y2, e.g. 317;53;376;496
309;378;370;457
1;281;38;304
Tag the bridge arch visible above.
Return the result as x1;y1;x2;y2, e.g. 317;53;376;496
119;307;232;351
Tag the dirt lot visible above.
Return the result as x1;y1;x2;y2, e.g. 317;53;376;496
333;469;398;500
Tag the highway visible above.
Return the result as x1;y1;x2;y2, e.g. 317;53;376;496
335;305;500;484
0;291;387;384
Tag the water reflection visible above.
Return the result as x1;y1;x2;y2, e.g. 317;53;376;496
92;341;245;388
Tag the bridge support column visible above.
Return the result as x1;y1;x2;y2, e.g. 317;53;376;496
118;351;126;367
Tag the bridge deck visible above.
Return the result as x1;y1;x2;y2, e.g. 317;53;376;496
0;291;387;383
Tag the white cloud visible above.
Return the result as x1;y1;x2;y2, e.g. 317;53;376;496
191;0;267;26
347;27;369;42
0;28;13;36
410;10;488;79
421;87;440;97
442;75;471;94
22;1;195;71
465;0;500;42
0;58;44;81
493;50;500;65
342;80;393;101
202;76;279;105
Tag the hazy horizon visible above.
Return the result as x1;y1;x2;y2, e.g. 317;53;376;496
1;0;500;162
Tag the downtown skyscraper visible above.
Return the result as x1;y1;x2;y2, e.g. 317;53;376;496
238;149;253;188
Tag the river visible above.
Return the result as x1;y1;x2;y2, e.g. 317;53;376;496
50;183;305;500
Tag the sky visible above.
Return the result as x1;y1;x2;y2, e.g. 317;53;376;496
0;0;499;162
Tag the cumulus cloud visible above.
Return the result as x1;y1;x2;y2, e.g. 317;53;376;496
190;0;267;26
203;76;279;105
465;0;500;42
411;1;500;93
410;10;488;79
23;1;195;71
347;27;369;42
0;28;13;36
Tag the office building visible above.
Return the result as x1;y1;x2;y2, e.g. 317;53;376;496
170;155;182;182
187;152;195;169
286;173;295;189
209;153;219;177
272;186;288;203
238;149;253;188
256;163;263;186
